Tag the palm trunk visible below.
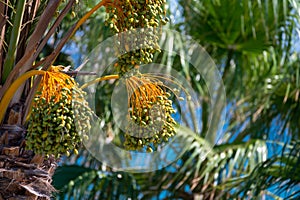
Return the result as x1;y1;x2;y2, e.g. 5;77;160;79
0;106;56;199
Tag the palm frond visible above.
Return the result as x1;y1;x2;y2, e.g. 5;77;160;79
53;165;139;200
179;0;291;53
229;50;300;141
134;126;268;199
229;141;300;199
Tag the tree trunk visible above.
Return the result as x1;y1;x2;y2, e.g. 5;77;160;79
0;105;56;199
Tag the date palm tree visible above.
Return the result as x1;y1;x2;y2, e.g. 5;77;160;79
0;0;112;199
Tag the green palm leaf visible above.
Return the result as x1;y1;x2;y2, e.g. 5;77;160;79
133;126;268;199
53;165;139;200
230;141;300;199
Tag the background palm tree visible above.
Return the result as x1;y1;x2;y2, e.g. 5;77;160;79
51;0;300;199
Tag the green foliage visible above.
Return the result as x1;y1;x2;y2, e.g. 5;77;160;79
53;165;139;200
180;0;290;53
134;127;268;199
230;141;300;199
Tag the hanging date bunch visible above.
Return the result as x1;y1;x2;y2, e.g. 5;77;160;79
26;66;93;157
105;0;169;73
123;70;184;152
103;0;184;152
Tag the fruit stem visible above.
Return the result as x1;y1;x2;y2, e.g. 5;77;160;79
0;70;45;124
80;74;119;89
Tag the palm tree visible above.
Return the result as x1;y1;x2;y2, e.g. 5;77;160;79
52;0;300;199
0;0;116;199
